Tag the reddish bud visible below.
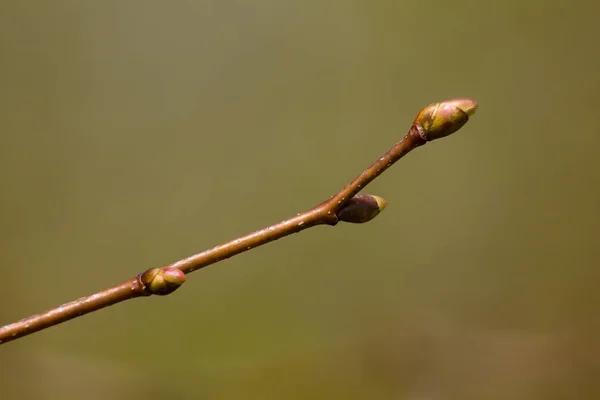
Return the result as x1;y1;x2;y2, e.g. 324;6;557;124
338;194;388;224
140;267;186;296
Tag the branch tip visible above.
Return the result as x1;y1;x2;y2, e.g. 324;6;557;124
414;98;478;141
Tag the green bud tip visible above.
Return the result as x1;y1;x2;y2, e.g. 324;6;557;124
414;98;478;141
140;267;186;296
338;194;388;224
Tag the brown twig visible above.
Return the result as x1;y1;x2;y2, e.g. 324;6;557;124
0;99;478;345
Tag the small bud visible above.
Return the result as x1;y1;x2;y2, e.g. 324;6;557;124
414;98;478;141
140;267;186;296
338;194;388;224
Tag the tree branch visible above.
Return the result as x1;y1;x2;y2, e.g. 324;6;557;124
0;98;478;345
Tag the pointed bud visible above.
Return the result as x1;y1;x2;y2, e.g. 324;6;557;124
413;98;478;141
140;267;186;296
338;194;388;224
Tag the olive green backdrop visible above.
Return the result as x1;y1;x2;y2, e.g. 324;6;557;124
1;1;598;399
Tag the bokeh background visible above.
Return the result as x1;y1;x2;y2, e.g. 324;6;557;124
1;1;599;399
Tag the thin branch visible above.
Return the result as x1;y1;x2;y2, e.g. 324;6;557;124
0;98;478;345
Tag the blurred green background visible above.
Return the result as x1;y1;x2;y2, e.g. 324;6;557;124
1;1;599;399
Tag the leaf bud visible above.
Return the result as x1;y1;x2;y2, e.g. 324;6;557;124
413;98;478;141
140;267;186;296
338;194;388;224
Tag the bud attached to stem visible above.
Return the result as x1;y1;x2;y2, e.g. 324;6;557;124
414;98;478;141
338;194;388;224
140;267;186;296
